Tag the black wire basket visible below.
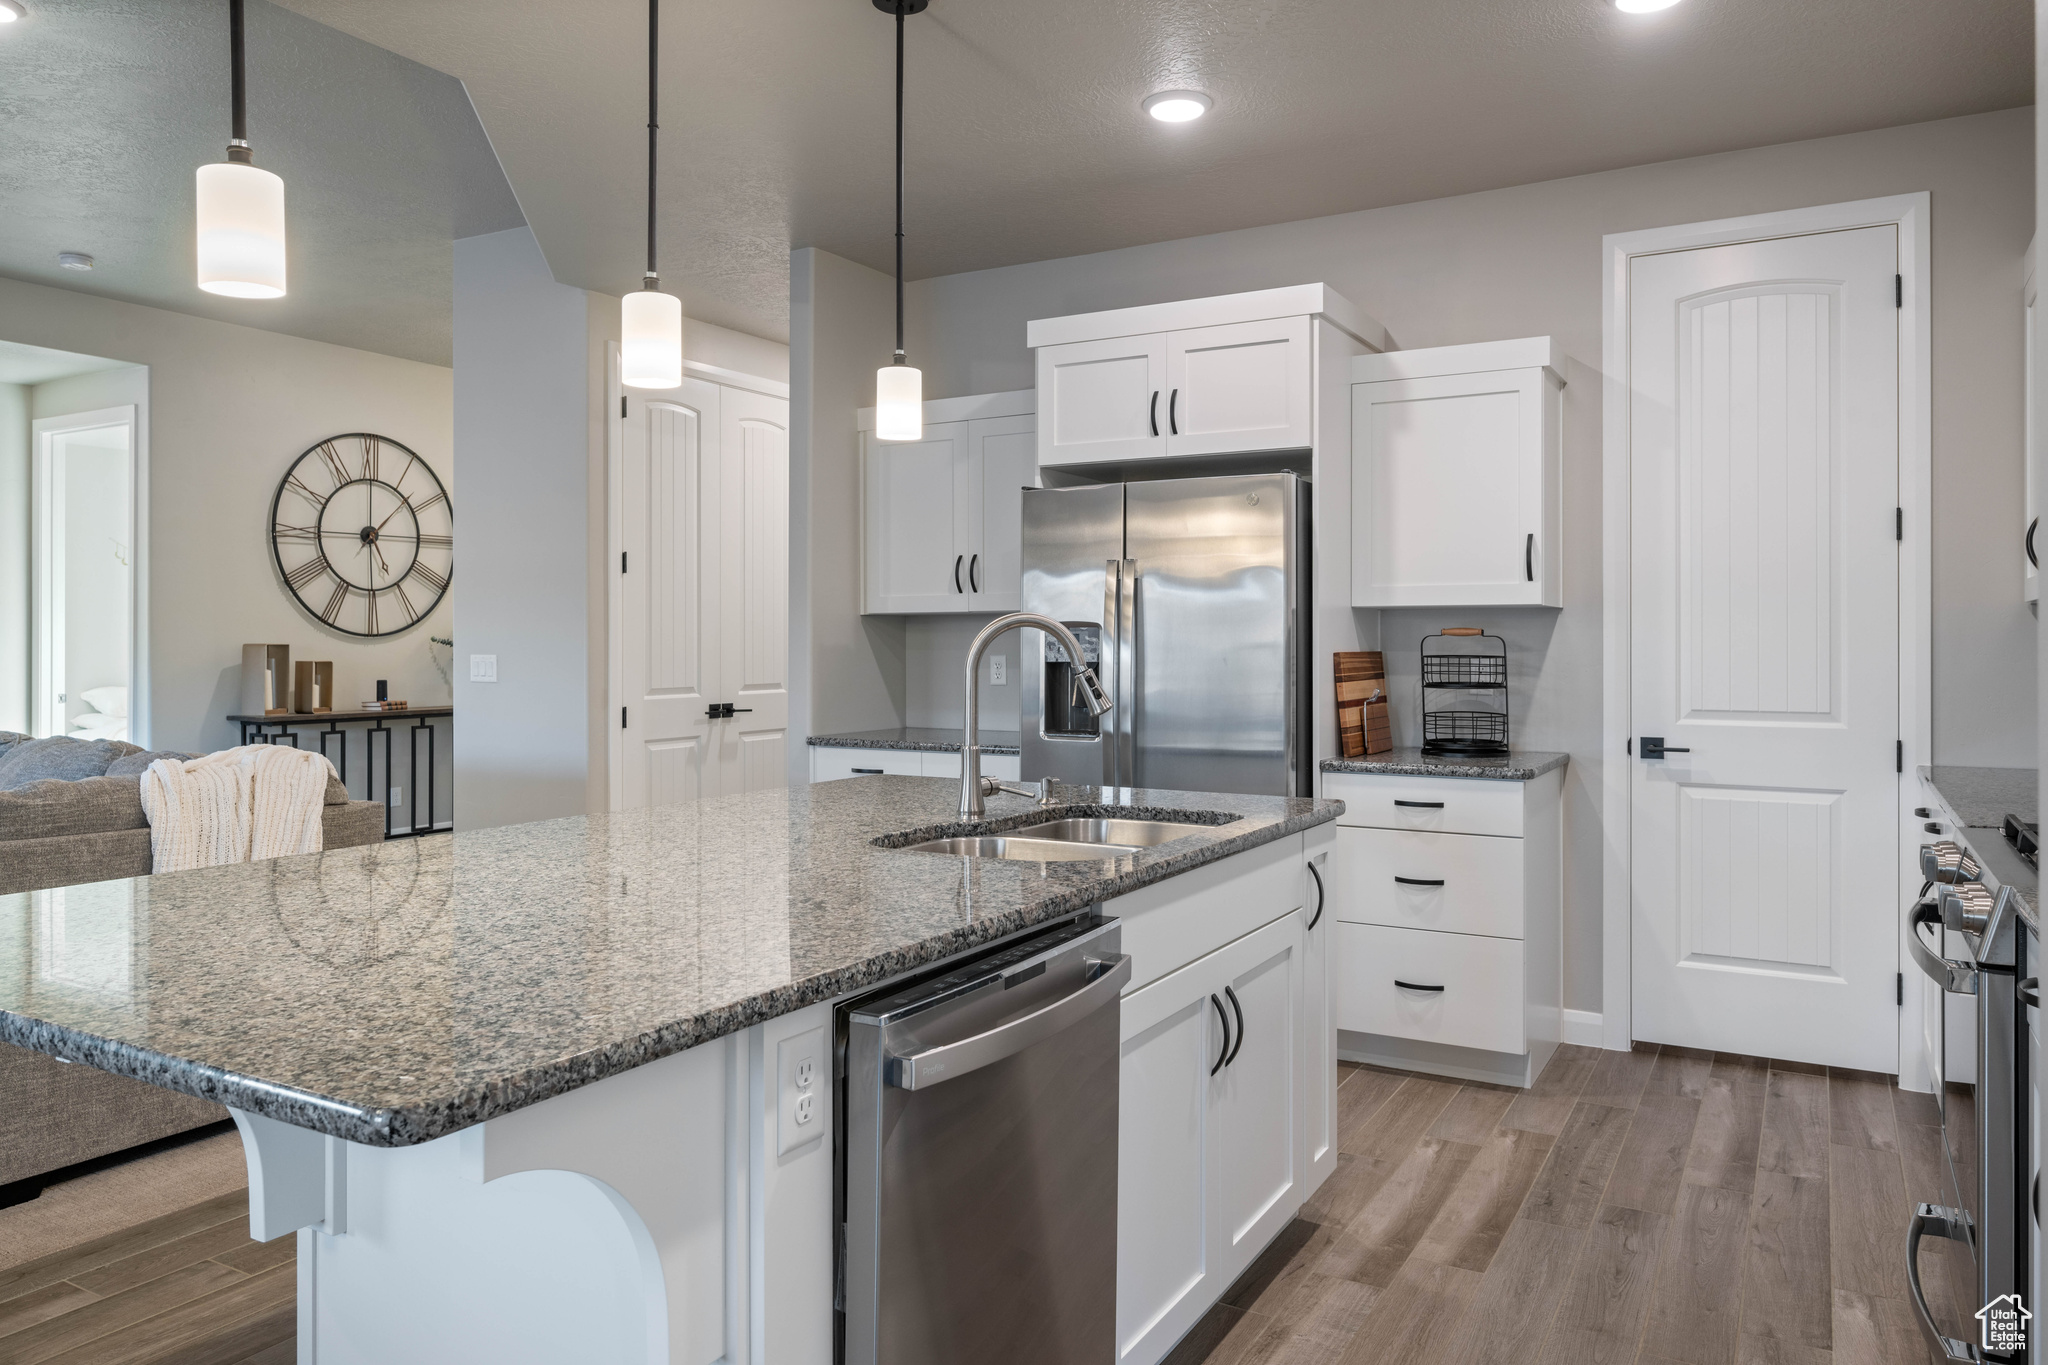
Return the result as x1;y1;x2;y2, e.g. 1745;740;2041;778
1420;630;1509;755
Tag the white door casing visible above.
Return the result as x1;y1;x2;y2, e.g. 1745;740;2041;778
1626;225;1901;1072
614;361;791;810
30;406;140;742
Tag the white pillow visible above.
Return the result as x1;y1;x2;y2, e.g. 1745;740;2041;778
79;685;128;718
71;716;129;742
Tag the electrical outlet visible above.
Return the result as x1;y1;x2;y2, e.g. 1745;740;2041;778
777;1026;826;1155
469;654;497;683
389;787;403;809
990;655;1007;686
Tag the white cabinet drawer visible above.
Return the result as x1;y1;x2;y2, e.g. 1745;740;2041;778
810;747;921;781
1330;827;1524;939
1338;922;1524;1055
1322;772;1525;838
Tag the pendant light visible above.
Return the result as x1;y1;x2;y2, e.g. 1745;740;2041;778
621;0;683;389
196;0;285;298
872;0;927;442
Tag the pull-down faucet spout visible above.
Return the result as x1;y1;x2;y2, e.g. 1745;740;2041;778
960;613;1111;819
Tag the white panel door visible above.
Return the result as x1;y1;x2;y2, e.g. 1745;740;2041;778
967;414;1037;611
1211;913;1301;1284
1036;334;1169;467
1164;316;1312;457
862;423;969;612
709;388;790;795
621;381;719;809
1628;226;1900;1071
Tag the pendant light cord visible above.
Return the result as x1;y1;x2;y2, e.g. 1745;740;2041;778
645;0;659;289
227;0;251;162
893;6;905;364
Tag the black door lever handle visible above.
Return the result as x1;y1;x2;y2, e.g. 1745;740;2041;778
1639;737;1690;759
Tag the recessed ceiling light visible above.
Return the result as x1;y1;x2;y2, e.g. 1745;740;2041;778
57;251;93;271
0;2;26;23
1144;90;1211;124
1611;0;1682;11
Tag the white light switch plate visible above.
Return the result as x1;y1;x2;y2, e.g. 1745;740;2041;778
469;654;497;683
990;656;1007;685
777;1026;826;1155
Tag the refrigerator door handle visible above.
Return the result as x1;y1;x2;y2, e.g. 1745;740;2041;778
1101;559;1123;793
1117;558;1137;798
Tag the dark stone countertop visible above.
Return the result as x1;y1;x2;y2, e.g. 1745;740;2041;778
809;728;1021;756
1320;748;1570;782
0;779;1338;1147
1919;765;2037;931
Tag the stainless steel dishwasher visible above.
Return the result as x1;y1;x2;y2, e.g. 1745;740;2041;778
838;915;1129;1365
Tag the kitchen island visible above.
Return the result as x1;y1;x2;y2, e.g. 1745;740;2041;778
0;776;1339;1365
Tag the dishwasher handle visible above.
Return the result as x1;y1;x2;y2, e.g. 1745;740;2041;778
1908;898;1977;996
886;954;1132;1090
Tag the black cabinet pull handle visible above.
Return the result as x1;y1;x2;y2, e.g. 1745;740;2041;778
1394;980;1446;994
2029;517;2039;569
1150;391;1159;437
969;554;980;593
851;767;883;775
1306;861;1325;930
1223;986;1245;1065
2022;978;2040;1010
1210;994;1230;1075
1394;876;1446;887
1169;388;1179;435
953;555;964;593
1393;800;1444;809
1525;532;1535;582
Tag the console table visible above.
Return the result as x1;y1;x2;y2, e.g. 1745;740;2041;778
229;707;453;839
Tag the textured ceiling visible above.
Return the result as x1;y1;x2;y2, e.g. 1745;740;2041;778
0;0;522;366
272;0;2030;345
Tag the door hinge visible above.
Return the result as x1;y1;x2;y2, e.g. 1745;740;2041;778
1896;274;1903;308
1897;739;1903;773
621;706;628;730
1896;508;1903;541
1898;971;1904;1006
621;550;628;574
621;395;627;418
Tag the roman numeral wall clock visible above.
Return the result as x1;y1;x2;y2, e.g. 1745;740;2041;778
268;433;453;638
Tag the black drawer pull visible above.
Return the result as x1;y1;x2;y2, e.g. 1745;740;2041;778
1169;388;1179;435
1393;800;1444;809
851;767;884;775
1223;985;1245;1065
953;555;964;593
1150;390;1159;437
1394;980;1445;994
1210;994;1230;1075
1394;876;1446;887
969;553;980;592
1525;532;1534;582
1306;862;1325;931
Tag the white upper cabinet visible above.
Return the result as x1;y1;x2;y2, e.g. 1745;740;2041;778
1029;285;1388;470
1350;337;1565;609
860;392;1038;615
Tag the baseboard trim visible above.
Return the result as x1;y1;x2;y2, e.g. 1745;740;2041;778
1563;1010;1606;1047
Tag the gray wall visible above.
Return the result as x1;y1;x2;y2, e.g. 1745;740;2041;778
787;247;908;779
879;107;2034;1016
453;227;596;829
0;275;455;757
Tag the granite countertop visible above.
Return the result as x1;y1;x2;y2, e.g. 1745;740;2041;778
0;779;1337;1148
1919;765;2037;931
809;727;1021;756
1321;748;1570;782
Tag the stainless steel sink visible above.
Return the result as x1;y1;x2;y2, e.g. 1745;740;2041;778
1003;817;1219;847
897;835;1142;862
894;816;1223;861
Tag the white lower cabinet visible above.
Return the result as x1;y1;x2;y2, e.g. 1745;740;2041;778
1117;910;1305;1365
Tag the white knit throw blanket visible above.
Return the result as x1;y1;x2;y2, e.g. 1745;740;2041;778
139;744;334;874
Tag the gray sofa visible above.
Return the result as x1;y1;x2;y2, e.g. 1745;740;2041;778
0;731;386;1200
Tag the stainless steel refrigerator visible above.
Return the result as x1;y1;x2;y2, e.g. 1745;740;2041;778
1019;472;1311;798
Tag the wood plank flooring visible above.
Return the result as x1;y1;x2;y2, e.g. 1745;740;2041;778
1173;1045;1960;1365
0;1189;291;1365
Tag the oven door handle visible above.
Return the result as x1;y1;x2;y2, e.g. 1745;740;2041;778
1908;898;1977;995
885;954;1132;1090
1905;1203;1979;1364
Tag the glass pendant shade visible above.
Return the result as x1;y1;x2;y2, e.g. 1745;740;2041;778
875;364;923;442
195;161;286;298
621;288;683;389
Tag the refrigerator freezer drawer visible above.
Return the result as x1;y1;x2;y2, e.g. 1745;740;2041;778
1331;827;1525;940
1338;922;1525;1055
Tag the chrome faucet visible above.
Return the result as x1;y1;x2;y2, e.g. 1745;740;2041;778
961;612;1111;819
